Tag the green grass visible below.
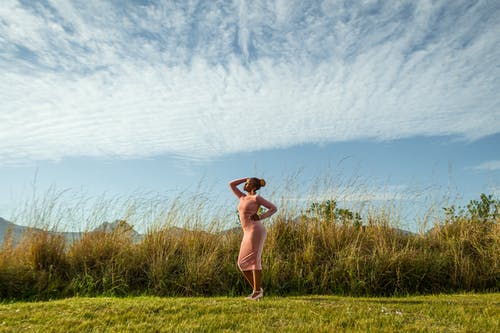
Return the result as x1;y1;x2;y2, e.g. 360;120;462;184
1;294;499;332
2;186;499;299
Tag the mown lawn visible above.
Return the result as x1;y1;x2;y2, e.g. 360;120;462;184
0;294;498;332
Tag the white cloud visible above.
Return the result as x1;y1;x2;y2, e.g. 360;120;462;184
0;0;499;166
473;160;500;171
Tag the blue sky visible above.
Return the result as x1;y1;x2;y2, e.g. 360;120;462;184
1;0;499;231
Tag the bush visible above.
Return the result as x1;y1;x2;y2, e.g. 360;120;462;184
0;191;498;300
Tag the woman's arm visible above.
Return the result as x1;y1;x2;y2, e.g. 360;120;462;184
256;195;277;220
229;178;247;198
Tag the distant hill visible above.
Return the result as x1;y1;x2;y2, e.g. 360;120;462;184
0;217;143;247
91;220;138;234
0;216;416;248
0;217;41;246
0;217;240;248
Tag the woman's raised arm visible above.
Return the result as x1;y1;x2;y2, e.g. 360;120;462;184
256;195;277;220
229;178;247;198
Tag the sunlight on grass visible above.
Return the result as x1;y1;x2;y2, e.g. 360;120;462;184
0;294;499;332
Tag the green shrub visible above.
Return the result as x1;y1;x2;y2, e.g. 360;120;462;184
0;191;498;300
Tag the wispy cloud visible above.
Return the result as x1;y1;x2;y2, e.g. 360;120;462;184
1;0;499;166
472;160;500;171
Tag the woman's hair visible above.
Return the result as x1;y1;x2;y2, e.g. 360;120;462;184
249;177;266;190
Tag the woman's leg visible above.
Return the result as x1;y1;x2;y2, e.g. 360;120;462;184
242;270;254;288
252;270;262;293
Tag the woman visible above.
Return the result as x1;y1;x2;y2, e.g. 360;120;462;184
229;177;277;300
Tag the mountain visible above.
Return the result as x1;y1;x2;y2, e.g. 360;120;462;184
0;217;235;248
92;220;141;237
0;217;40;246
0;217;142;247
1;216;417;248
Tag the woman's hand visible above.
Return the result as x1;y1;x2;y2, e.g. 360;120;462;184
250;213;260;221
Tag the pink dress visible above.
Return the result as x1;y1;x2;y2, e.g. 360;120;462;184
230;178;277;271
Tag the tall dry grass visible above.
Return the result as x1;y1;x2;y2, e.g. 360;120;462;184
0;180;499;300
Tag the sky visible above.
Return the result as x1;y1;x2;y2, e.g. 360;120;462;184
1;0;499;231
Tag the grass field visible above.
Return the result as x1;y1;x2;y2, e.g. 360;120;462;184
2;189;499;299
0;294;499;332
